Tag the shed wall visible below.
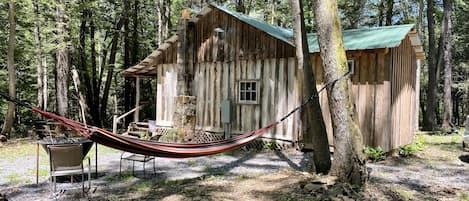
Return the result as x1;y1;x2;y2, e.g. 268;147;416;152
390;36;417;148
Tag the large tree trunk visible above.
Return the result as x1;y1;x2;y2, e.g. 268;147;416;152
1;0;16;137
423;0;438;131
313;0;367;186
290;0;331;174
55;0;70;117
442;0;453;128
385;0;394;25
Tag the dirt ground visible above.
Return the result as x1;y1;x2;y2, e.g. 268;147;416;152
1;132;468;201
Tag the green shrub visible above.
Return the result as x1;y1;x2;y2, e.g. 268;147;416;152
263;141;277;150
399;140;425;157
364;146;385;161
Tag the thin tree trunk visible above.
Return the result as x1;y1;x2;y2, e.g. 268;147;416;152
378;0;385;26
423;0;438;131
290;0;331;174
123;0;135;125
100;17;124;126
313;0;367;186
34;1;44;111
1;0;16;137
89;10;101;126
55;0;70;117
442;0;453;128
236;0;245;13
385;0;394;25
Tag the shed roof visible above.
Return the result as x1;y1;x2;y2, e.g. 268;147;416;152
213;4;420;53
307;24;416;53
123;4;424;77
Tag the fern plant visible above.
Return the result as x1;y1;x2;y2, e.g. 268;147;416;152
364;146;385;162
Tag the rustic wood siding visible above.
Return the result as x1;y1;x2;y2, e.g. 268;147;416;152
391;36;417;148
194;8;295;63
156;64;178;124
192;58;299;141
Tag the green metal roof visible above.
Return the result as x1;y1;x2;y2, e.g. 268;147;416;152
212;4;414;53
307;24;415;53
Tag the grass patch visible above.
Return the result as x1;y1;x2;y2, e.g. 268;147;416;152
85;144;120;160
460;192;469;201
0;142;48;162
104;172;134;182
393;187;415;201
6;173;24;184
27;168;49;177
131;181;152;192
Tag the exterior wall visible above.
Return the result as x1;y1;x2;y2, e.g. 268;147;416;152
310;50;393;151
192;58;300;142
390;36;417;149
155;64;178;125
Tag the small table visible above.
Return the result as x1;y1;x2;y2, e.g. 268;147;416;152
35;137;93;184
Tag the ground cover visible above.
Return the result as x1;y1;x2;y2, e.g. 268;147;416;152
0;131;468;201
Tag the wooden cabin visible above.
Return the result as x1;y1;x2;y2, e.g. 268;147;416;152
122;4;425;152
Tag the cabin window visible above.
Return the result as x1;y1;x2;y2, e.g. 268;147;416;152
348;59;355;74
238;81;258;104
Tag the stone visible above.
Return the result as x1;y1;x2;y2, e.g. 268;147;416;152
312;176;338;186
192;196;203;201
0;135;7;142
304;183;324;192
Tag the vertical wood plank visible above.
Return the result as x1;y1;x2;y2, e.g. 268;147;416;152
215;62;222;129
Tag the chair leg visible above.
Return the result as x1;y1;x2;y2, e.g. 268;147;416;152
53;176;57;193
82;170;85;196
119;159;122;175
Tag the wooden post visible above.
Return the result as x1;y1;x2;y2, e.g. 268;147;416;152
134;77;141;122
35;143;39;184
415;59;421;131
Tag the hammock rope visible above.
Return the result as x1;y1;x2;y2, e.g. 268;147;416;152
0;71;349;158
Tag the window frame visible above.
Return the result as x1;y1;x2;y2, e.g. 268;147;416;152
347;59;355;75
237;80;260;104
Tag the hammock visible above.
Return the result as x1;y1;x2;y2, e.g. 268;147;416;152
32;107;279;158
0;72;346;158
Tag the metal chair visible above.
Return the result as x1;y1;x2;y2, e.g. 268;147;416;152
47;144;91;196
119;152;156;177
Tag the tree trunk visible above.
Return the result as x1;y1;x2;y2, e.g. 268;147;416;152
89;10;101;126
100;17;124;126
236;0;245;13
1;0;16;137
157;0;170;45
313;0;367;186
123;0;135;126
290;0;331;174
34;1;44;112
55;0;70;117
385;0;393;25
442;0;453;128
423;0;438;131
378;0;385;26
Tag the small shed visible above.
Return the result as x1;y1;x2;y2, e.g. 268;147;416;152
122;4;424;151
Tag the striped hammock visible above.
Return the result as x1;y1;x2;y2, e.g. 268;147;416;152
32;107;279;158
